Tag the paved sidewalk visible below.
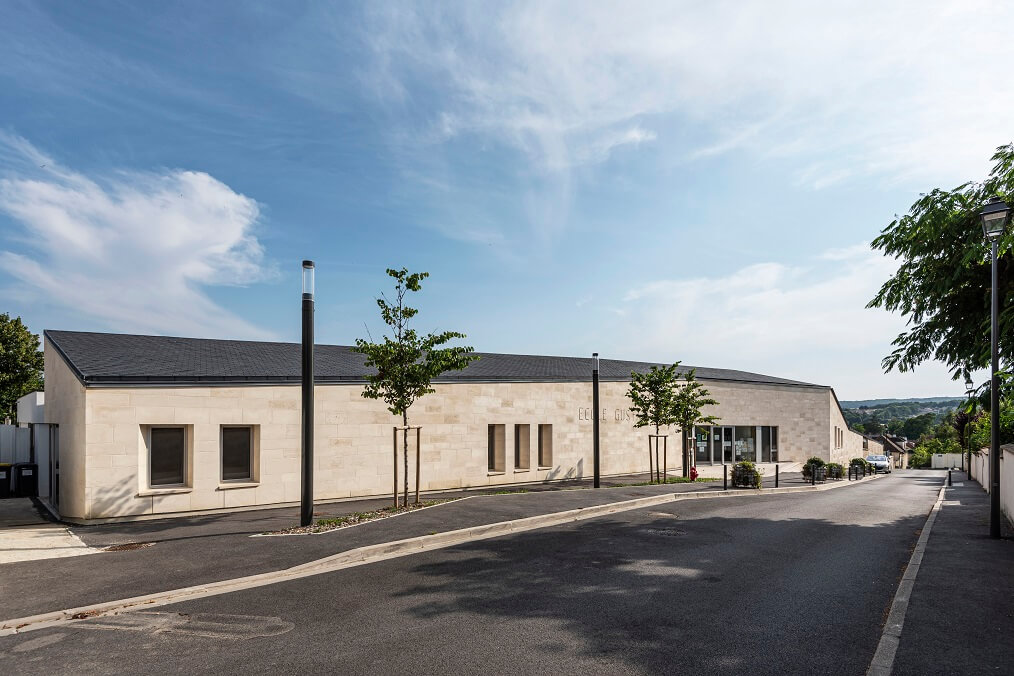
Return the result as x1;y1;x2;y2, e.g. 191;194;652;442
893;471;1014;675
0;469;857;623
0;498;94;565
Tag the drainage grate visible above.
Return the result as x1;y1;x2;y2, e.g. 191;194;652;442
103;542;155;552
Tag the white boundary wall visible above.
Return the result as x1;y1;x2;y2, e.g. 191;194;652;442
931;453;964;469
969;444;1014;526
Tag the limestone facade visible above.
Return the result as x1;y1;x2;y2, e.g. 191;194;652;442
44;341;860;521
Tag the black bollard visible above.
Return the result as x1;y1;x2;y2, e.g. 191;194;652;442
948;469;952;486
775;465;779;488
811;466;815;486
723;464;728;491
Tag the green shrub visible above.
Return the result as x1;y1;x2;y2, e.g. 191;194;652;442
732;461;762;488
802;456;825;479
826;462;845;479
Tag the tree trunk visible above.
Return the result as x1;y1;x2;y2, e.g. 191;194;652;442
403;411;409;508
654;424;660;484
682;432;690;478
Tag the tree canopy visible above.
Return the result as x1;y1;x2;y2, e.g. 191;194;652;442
867;144;1013;381
353;268;478;422
626;364;681;434
0;314;44;421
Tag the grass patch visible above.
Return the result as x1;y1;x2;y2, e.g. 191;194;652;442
269;499;458;535
486;488;530;495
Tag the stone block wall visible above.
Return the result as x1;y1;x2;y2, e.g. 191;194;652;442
48;344;841;520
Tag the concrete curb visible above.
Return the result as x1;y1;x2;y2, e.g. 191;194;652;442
0;472;886;637
866;478;946;676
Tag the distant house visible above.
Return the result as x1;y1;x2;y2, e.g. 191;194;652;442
873;434;910;468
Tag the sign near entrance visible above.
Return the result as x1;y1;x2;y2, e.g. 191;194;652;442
578;408;632;422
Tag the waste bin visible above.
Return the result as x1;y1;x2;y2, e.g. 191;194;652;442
13;463;38;498
0;463;10;499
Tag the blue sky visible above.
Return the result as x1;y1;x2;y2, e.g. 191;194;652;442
1;1;1011;399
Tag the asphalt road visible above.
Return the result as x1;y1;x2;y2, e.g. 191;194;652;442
0;472;942;675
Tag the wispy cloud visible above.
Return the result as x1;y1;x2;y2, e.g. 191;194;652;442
612;243;960;399
362;1;1014;185
0;135;276;339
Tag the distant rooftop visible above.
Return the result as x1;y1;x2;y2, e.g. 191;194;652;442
44;330;825;389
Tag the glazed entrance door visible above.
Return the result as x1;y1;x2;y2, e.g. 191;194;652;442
720;427;733;463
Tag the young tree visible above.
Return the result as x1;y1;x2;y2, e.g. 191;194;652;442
0;314;44;422
673;369;720;478
626;364;680;482
353;268;479;507
868;143;1013;379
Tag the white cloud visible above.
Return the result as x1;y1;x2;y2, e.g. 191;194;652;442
613;244;962;399
0;135;276;339
363;0;1014;186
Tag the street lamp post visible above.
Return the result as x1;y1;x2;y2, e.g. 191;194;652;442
964;374;974;475
592;352;601;488
300;260;315;528
979;198;1009;539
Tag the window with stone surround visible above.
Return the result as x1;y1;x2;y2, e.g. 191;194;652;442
538;424;553;468
221;425;257;482
514;424;530;470
488;424;505;472
149;426;187;487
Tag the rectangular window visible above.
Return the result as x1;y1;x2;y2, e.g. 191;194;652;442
761;426;772;463
222;426;253;482
538;424;553;468
149;427;186;487
770;426;779;462
488;424;505;472
514;424;530;470
734;426;757;462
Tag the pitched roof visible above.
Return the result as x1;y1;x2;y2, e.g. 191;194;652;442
44;330;825;389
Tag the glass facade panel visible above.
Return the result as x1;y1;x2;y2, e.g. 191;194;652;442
771;427;778;462
734;426;756;462
694;427;712;463
761;427;771;462
722;427;733;462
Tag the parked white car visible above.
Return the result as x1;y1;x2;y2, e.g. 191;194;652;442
866;454;892;473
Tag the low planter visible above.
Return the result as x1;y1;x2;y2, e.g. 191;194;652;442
731;461;762;489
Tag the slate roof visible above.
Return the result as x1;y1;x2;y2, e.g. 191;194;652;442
44;330;825;389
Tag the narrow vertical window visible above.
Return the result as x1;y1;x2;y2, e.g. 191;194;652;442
514;424;530;470
488;424;505;472
538;424;553;467
149;427;186;487
222;426;253;482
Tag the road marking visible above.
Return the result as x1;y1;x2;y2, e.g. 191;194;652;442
0;472;888;638
866;479;946;676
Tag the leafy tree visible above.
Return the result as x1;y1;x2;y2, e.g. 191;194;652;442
868;144;1013;379
901;413;936;441
627;364;680;482
864;419;886;435
353;268;479;507
673;369;720;478
968;403;1014;451
0;314;44;422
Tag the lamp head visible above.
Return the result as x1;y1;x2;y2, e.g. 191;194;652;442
980;197;1010;242
302;260;315;298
